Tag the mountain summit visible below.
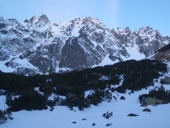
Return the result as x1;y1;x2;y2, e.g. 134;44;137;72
0;15;169;75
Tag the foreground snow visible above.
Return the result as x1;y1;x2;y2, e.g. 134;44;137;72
1;84;170;128
1;64;170;128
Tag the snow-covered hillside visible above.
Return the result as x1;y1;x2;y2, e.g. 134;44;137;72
0;61;170;128
1;79;170;128
0;15;170;75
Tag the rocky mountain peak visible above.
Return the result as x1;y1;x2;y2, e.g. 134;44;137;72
124;27;131;33
134;26;161;41
0;15;169;75
24;16;36;23
82;16;106;28
24;14;50;27
38;14;50;24
71;18;81;24
114;27;131;36
83;16;98;22
70;16;105;28
0;17;6;29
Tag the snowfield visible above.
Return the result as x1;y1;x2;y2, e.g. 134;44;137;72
1;83;170;128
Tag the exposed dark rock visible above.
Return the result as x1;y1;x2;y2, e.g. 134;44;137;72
72;121;77;124
127;113;138;117
82;118;87;121
120;96;126;100
0;23;6;29
59;37;89;69
161;76;170;84
102;111;113;119
92;123;96;126
0;30;8;34
106;123;112;127
142;108;151;112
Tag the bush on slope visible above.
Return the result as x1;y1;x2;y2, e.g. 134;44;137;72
0;59;167;111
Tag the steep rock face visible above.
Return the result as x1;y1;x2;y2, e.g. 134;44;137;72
59;37;90;69
134;27;169;56
112;26;170;57
0;15;169;75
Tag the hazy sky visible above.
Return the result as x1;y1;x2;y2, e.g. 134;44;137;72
0;0;170;36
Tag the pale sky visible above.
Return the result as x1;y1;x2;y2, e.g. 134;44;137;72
0;0;170;36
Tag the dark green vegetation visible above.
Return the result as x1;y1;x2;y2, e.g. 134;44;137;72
0;110;7;124
139;86;170;104
0;59;167;111
0;109;12;124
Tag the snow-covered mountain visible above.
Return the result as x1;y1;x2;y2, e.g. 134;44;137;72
0;14;169;75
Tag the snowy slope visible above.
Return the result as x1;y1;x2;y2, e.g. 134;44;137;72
1;85;170;128
1;63;170;128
